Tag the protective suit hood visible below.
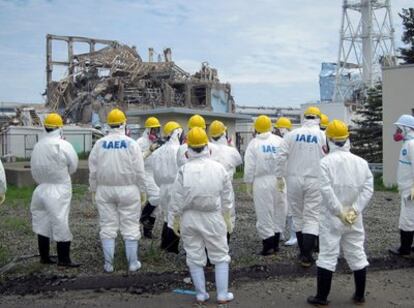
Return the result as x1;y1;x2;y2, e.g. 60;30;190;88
213;135;228;145
327;139;351;153
43;128;62;139
187;146;210;160
108;126;126;135
168;128;183;145
255;131;272;140
303;118;320;127
399;127;414;141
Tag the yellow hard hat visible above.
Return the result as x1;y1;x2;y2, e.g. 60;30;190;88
188;114;206;129
320;114;329;128
209;120;227;138
304;106;322;118
107;108;127;126
275;117;292;129
145;116;161;128
254;115;272;133
326;119;349;141
187;127;208;148
163;121;181;136
44;113;63;128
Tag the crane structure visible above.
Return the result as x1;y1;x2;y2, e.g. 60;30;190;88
333;0;395;104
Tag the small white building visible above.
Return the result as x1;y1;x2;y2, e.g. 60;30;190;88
382;64;414;187
0;125;103;159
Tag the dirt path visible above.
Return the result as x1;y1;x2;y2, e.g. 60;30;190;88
1;267;414;307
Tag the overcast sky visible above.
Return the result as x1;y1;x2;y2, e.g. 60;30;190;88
0;0;412;107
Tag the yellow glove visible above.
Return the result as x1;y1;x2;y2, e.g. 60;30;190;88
140;192;147;207
345;209;358;225
223;211;234;234
338;211;351;225
0;194;5;205
276;177;285;192
172;216;181;237
245;183;253;199
91;192;96;205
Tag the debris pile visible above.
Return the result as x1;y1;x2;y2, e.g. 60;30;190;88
45;35;235;125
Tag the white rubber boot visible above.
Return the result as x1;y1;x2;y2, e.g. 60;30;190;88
125;240;142;272
102;238;115;273
215;262;234;303
188;264;210;302
284;216;297;246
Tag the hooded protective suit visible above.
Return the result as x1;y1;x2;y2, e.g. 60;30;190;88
210;135;242;226
171;147;233;267
316;141;373;272
89;128;146;240
0;159;6;196
137;129;160;207
244;132;287;240
30;129;78;242
152;128;182;226
275;119;326;235
397;129;414;231
177;141;219;168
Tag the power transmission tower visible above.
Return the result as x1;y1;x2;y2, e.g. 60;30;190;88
333;0;395;104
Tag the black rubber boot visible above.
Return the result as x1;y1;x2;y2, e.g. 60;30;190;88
38;234;56;264
160;222;169;250
389;230;413;257
296;231;304;257
307;267;332;306
261;236;275;256
353;267;366;305
166;227;180;254
140;202;156;239
300;234;316;268
57;241;80;268
274;233;280;252
143;216;156;239
314;236;319;253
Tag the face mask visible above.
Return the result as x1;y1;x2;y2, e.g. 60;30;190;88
393;128;404;142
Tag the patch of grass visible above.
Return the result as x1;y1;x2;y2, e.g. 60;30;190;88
142;241;163;265
78;152;90;160
6;185;35;203
72;184;89;200
0;244;10;267
234;165;244;179
374;174;398;193
1;217;31;234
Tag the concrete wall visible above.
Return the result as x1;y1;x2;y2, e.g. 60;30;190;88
5;161;89;188
383;64;414;187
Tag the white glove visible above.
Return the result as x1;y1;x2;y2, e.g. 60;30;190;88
0;194;5;205
276;177;285;192
245;183;253;199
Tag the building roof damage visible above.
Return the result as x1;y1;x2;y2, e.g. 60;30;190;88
45;34;235;126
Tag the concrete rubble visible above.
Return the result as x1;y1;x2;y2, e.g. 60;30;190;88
45;34;235;126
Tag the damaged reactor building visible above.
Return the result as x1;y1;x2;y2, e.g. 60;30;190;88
45;34;236;127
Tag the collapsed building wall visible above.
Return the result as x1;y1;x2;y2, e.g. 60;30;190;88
45;34;235;126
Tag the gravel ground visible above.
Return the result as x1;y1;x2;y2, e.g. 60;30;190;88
0;180;401;279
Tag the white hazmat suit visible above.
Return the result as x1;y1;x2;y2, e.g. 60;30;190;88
137;129;161;207
316;141;373;272
244;132;287;253
171;146;233;303
397;129;414;231
276;119;326;235
210;135;242;226
89;127;146;272
31;129;78;242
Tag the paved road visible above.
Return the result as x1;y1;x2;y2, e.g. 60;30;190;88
1;267;414;307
